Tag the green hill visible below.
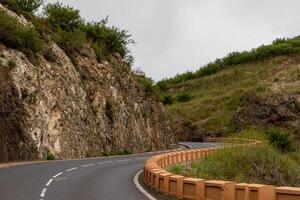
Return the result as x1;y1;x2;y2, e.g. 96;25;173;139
158;38;300;142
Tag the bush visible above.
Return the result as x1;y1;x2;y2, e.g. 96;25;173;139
267;129;295;153
137;77;158;97
44;2;83;31
51;29;86;57
162;95;173;105
187;145;300;187
0;10;43;56
81;20;134;61
177;93;192;103
46;153;55;160
17;0;43;12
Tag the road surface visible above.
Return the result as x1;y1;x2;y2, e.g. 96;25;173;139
0;142;217;200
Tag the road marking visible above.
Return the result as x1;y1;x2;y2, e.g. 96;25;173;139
117;159;131;162
66;167;78;172
40;188;47;197
81;163;95;168
98;161;113;164
45;179;53;187
133;170;157;200
53;172;63;178
136;157;146;160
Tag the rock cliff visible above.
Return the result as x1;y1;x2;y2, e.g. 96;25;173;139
0;5;173;162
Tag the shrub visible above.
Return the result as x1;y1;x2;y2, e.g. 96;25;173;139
17;0;43;12
44;2;83;31
81;20;134;61
177;93;192;103
51;29;86;57
267;129;295;153
137;77;157;97
162;95;173;105
0;10;43;56
46;153;55;160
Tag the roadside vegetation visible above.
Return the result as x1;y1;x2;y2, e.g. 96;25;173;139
0;0;134;65
169;130;300;187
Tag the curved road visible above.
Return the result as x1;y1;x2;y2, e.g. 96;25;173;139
0;143;217;200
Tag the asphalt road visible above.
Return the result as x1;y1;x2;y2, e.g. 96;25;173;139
0;142;217;200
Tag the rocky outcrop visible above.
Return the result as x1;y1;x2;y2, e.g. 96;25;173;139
0;7;173;162
234;95;300;134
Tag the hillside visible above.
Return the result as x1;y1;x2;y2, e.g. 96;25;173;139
160;49;300;142
0;2;173;162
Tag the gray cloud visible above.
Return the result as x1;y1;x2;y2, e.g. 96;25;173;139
47;0;300;80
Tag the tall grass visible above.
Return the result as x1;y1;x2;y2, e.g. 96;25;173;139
188;145;300;187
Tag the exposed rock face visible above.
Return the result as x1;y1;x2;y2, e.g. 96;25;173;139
0;7;173;162
235;95;300;134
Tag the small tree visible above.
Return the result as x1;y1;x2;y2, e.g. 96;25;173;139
44;2;83;31
17;0;43;12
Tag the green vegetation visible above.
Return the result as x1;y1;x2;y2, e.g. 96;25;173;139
169;164;183;175
267;129;295;153
46;152;55;160
82;19;134;62
7;59;16;68
163;55;300;138
170;144;300;187
44;2;83;31
176;93;192;103
0;9;43;57
158;36;300;87
162;95;173;105
1;1;134;65
136;76;159;98
1;0;43;13
17;0;43;12
42;2;134;63
101;149;132;157
105;98;117;122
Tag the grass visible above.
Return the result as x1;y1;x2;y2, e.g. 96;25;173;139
164;55;300;137
169;144;300;187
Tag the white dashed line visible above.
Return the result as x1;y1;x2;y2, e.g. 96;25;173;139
45;179;53;187
81;163;95;168
66;167;78;172
98;161;113;164
40;188;47;197
117;159;131;162
53;172;63;178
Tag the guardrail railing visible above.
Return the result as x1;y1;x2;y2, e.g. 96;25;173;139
144;138;300;200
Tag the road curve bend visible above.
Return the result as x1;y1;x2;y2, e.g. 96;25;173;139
0;143;217;200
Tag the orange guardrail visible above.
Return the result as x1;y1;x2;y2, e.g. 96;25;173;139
144;138;300;200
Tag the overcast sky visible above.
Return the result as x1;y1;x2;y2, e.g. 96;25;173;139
47;0;300;81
